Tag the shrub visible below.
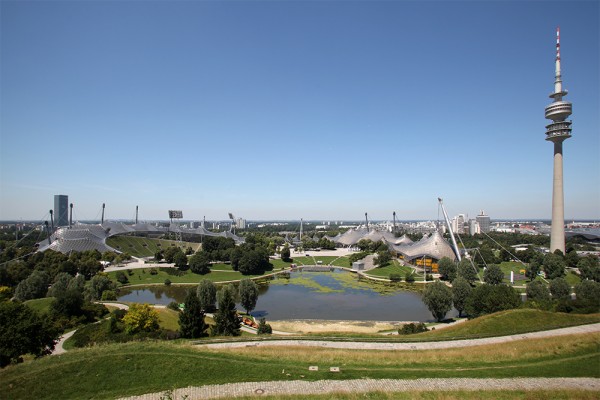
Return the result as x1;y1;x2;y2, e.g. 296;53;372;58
122;303;160;334
164;279;171;286
101;290;117;301
257;318;272;335
389;273;402;282
167;301;180;312
149;268;158;275
405;273;415;283
399;322;428;335
115;271;129;284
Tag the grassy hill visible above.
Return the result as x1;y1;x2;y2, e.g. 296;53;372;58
106;235;201;258
1;328;597;399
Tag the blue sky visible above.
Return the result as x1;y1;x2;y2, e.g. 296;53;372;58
1;0;598;222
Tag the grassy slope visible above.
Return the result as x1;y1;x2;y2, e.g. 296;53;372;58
24;297;53;314
106;236;201;258
233;392;599;400
1;331;598;399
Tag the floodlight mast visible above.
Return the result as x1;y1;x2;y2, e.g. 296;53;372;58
69;203;73;227
101;203;105;224
393;211;397;232
49;210;54;232
438;198;462;262
365;213;369;231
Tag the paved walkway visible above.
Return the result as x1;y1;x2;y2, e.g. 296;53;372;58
200;322;600;351
118;378;600;400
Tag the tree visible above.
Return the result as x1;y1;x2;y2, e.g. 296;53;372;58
526;280;550;302
421;281;453;322
549;277;571;300
51;285;84;318
197;279;217;312
483;265;504;285
163;246;182;264
542;253;566;280
257;318;272;335
85;274;115;301
525;262;541;282
189;252;211;275
565;250;580;269
437;257;456;281
122;303;159;334
115;271;129;284
179;290;207;338
280;245;291;262
0;301;60;367
374;251;392;267
457;259;478;284
238;250;269;275
174;251;188;270
574;280;600;304
48;272;72;297
154;250;163;262
451;277;472;317
238;279;259;314
578;256;600;282
14;270;50;301
213;284;240;336
78;259;103;279
464;284;521;318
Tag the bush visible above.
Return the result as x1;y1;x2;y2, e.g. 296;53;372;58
115;271;128;284
167;301;180;312
405;273;415;283
149;269;158;275
122;303;160;334
399;322;428;335
257;318;272;335
101;290;117;301
389;273;402;282
164;279;171;286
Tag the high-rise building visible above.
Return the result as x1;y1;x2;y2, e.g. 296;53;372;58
476;210;491;233
544;27;572;254
468;219;480;236
54;195;69;227
236;218;246;229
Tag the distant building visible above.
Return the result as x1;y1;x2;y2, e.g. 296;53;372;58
54;195;68;227
236;218;246;229
468;219;480;235
476;210;491;233
451;214;466;234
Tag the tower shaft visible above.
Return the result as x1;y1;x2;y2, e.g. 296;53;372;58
550;141;566;253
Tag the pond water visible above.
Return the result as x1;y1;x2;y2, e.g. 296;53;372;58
117;269;458;322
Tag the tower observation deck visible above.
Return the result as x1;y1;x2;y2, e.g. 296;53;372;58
544;27;572;254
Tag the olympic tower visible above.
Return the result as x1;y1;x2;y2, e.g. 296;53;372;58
544;27;572;254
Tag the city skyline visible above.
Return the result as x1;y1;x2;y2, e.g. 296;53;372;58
1;1;599;221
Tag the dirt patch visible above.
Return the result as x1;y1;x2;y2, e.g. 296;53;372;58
269;319;404;334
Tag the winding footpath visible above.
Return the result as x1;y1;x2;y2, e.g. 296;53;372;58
118;378;600;400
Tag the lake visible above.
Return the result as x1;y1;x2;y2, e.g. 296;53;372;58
117;269;458;322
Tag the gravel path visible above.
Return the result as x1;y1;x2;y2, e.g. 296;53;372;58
200;322;600;351
118;378;600;400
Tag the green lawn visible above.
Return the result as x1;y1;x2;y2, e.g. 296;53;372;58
106;236;201;258
24;297;54;314
1;330;598;400
364;261;414;279
157;308;180;331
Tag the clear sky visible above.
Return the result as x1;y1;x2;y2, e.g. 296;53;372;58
1;0;598;222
